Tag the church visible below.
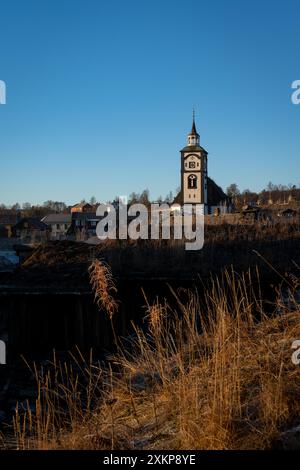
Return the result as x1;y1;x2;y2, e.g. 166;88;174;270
174;115;230;215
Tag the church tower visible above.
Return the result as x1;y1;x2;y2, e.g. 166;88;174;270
180;114;208;211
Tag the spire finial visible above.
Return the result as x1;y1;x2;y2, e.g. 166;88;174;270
190;108;198;135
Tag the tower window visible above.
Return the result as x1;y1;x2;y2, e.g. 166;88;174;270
188;174;197;189
189;162;196;168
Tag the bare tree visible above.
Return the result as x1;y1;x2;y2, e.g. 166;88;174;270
140;189;150;206
11;203;21;212
226;183;240;198
165;191;174;203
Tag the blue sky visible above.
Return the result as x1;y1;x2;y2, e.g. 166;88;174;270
0;0;299;205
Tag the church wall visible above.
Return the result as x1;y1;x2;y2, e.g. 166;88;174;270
182;172;202;203
181;153;205;204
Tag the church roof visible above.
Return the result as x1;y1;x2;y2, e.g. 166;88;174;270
207;177;230;205
180;145;208;153
190;119;199;136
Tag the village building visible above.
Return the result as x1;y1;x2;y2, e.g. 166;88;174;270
70;202;94;213
70;211;102;239
12;217;50;243
278;208;298;218
41;213;72;240
0;213;20;238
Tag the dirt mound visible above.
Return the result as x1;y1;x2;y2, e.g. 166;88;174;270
0;241;104;289
22;241;101;269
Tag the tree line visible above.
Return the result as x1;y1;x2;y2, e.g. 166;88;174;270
0;189;177;217
1;183;299;218
226;182;300;207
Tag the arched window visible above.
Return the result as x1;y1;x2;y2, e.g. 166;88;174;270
188;174;197;189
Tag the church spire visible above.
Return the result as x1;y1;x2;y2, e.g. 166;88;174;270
191;109;197;133
188;110;200;146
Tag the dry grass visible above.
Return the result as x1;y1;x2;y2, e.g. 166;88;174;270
10;220;299;290
11;269;300;450
89;259;118;320
99;220;300;279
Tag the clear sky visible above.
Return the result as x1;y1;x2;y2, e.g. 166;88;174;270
0;0;299;206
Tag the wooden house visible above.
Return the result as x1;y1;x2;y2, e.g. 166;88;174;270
12;217;50;243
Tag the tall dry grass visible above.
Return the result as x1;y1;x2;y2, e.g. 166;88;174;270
12;268;300;450
88;259;118;320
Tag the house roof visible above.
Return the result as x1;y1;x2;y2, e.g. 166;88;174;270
42;213;72;224
71;212;101;220
0;214;19;225
13;217;49;231
280;208;297;215
71;202;93;209
241;205;260;213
